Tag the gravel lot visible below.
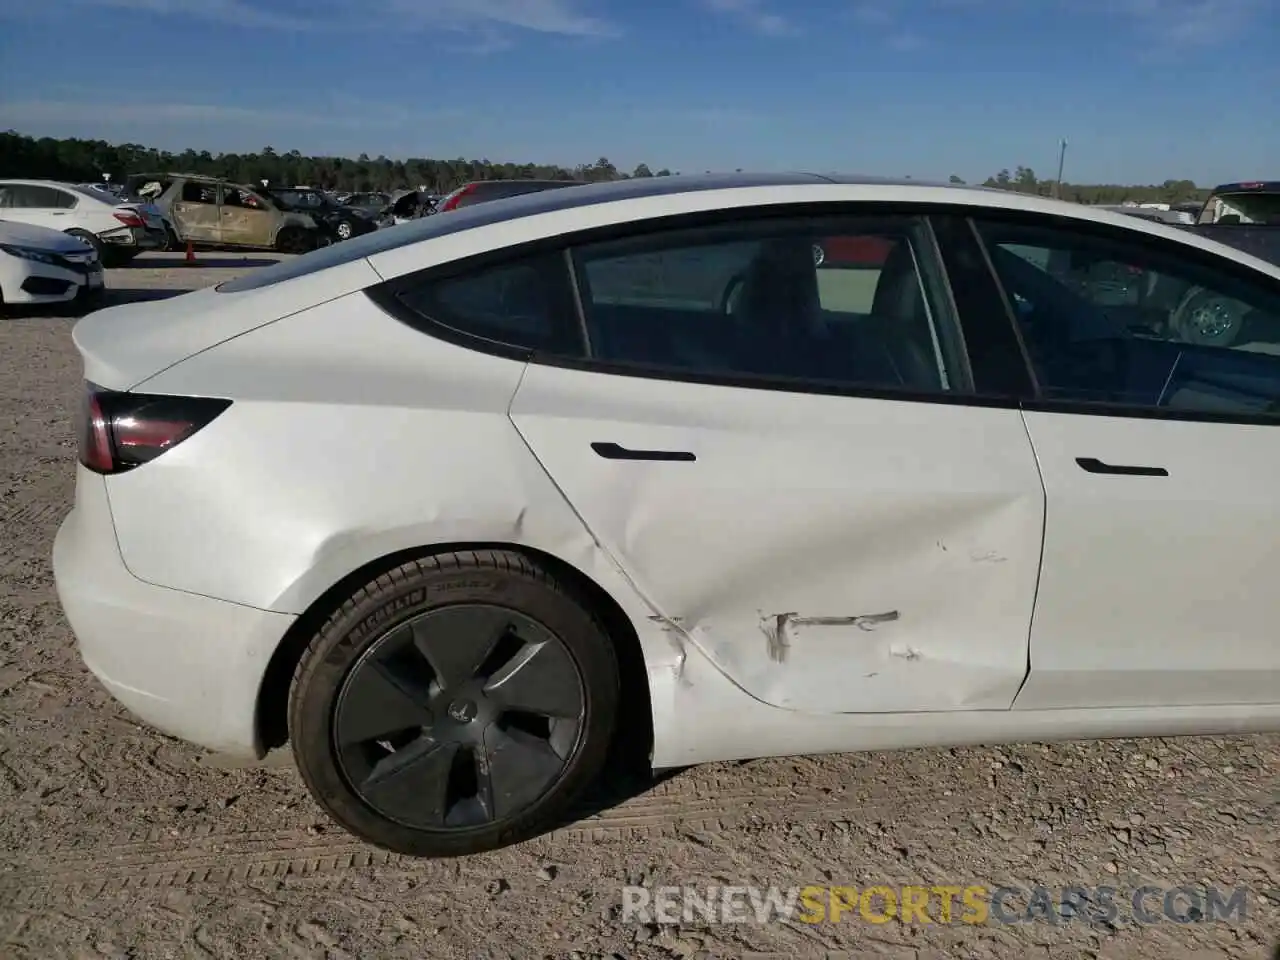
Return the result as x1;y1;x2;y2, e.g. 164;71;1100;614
0;252;1277;959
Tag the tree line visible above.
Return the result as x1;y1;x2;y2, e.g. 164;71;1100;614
0;131;668;193
1;131;1215;205
955;165;1211;206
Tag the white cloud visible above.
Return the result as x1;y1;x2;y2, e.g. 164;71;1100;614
703;0;798;36
886;30;926;50
849;1;895;25
0;97;454;130
845;0;1262;50
1119;0;1263;47
846;1;927;51
57;0;320;30
38;0;619;38
394;0;619;36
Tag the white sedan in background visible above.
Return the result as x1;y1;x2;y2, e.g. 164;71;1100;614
0;179;165;266
0;219;103;311
53;173;1280;859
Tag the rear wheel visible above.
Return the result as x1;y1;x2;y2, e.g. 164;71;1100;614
65;228;105;264
288;550;620;857
275;227;314;254
335;220;353;241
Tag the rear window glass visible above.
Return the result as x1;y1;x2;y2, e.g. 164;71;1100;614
391;251;583;354
1200;191;1280;225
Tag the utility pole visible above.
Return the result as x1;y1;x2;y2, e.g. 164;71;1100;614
1053;138;1068;198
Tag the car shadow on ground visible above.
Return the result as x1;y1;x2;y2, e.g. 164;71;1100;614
102;289;196;304
2;289;195;320
560;763;688;827
121;255;282;269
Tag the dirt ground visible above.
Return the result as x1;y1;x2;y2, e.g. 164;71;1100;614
0;252;1276;960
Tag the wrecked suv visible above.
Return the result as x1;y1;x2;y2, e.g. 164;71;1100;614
126;174;325;253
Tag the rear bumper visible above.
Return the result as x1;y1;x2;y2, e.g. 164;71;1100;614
101;226;163;250
53;467;296;758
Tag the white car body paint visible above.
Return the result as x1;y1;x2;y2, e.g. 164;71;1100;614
0;218;102;306
55;175;1280;764
0;179;164;251
1012;411;1280;709
509;363;1044;713
73;258;381;389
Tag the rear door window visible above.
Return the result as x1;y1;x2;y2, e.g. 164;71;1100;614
180;183;218;204
571;214;962;392
2;185;75;209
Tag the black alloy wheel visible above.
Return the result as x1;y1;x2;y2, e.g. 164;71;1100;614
336;604;585;829
289;550;620;857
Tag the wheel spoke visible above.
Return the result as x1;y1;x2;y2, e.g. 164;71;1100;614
483;641;583;719
411;606;514;689
547;717;580;761
480;726;566;821
336;658;430;747
359;737;458;827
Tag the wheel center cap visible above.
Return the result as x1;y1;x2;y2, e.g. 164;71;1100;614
447;699;478;723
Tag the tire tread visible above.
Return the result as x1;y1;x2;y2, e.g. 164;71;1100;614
285;548;615;858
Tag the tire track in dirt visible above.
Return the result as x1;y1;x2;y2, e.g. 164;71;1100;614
0;499;67;531
0;777;894;903
4;739;1272;905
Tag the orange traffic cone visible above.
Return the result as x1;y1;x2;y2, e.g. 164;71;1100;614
185;241;195;264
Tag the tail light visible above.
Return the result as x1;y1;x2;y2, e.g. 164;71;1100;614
113;210;147;228
437;183;478;212
78;383;231;475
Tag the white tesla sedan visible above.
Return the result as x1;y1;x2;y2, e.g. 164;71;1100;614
53;174;1280;857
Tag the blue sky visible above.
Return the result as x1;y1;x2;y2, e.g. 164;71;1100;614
0;0;1275;184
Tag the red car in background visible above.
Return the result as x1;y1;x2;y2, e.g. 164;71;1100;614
815;234;895;268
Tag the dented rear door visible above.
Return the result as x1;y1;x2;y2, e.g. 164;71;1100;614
510;211;1046;714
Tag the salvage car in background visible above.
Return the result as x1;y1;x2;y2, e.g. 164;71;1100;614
127;173;325;253
377;189;436;227
0;179;164;266
264;187;377;242
341;192;392;217
434;178;582;213
0;218;103;311
56;174;1280;861
1191;180;1280;265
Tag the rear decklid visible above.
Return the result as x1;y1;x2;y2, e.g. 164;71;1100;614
71;256;381;390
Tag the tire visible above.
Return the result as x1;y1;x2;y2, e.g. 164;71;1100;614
165;226;183;252
287;549;620;858
65;228;105;264
335;220;353;241
275;227;313;254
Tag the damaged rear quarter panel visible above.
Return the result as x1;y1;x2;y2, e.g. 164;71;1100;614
510;363;1047;714
107;297;680;702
